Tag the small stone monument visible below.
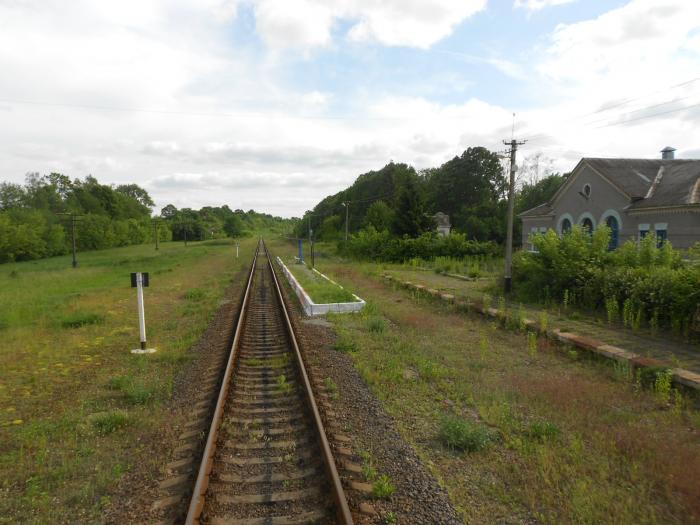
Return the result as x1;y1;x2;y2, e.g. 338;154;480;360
433;212;451;236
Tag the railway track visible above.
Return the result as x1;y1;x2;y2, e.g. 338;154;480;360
184;240;353;525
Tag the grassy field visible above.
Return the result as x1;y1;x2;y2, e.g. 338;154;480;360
282;257;357;304
268;238;700;524
0;238;255;524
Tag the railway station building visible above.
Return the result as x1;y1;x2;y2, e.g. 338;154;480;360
519;148;700;251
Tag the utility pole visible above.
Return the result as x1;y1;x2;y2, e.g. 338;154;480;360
342;202;349;246
308;215;314;268
503;138;526;294
58;213;83;268
71;215;78;268
152;218;159;251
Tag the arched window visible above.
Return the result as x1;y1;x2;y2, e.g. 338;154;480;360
606;215;619;250
581;217;593;233
561;218;572;234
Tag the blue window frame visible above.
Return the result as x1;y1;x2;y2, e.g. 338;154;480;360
606;216;619;250
656;229;667;247
581;217;593;234
561;218;572;234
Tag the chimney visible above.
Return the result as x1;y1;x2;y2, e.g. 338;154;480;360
661;146;676;160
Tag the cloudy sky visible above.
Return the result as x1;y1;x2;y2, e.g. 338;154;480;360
1;0;699;217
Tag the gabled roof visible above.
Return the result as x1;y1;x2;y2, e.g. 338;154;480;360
518;202;553;218
629;161;700;209
584;158;663;199
521;157;700;219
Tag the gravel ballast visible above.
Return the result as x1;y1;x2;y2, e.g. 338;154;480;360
278;268;464;525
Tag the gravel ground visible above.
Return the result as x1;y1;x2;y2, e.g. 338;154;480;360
278;272;464;525
103;268;247;524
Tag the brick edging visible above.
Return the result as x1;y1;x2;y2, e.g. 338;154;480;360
381;273;700;392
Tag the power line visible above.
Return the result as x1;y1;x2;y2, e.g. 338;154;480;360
595;101;700;129
575;76;700;121
0;97;470;122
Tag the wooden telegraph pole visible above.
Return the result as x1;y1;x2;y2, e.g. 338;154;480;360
503;138;526;293
152;218;160;251
58;213;83;268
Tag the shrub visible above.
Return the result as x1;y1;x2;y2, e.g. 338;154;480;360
333;338;358;353
344;228;498;263
371;474;395;500
527;420;561;441
439;416;495;452
513;226;700;333
91;411;130;434
367;317;386;333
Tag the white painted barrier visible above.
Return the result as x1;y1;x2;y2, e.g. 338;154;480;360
276;257;365;316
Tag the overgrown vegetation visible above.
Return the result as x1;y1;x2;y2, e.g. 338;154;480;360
343;229;498;263
439;416;496;452
284;260;357;303
268;235;700;525
513;226;700;335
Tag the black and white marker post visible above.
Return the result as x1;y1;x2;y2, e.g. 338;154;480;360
130;272;156;354
235;241;240;258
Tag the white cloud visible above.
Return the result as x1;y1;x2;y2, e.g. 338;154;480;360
250;0;486;50
514;0;575;11
1;0;699;219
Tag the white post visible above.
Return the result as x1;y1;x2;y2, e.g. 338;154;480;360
236;243;239;258
131;272;155;354
137;273;146;349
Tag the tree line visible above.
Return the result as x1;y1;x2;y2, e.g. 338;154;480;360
0;172;295;263
296;146;567;245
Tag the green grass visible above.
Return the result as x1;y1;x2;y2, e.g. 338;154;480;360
0;237;257;523
91;411;131;434
371;474;396;500
284;260;357;304
265;238;700;525
439;416;496;452
60;312;105;329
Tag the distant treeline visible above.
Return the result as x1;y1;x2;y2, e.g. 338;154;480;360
297;147;567;246
0;172;294;263
158;203;294;242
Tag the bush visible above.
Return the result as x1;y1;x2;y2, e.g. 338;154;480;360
371;474;395;500
513;226;700;332
91;411;130;434
366;316;386;333
439;416;496;452
343;228;497;263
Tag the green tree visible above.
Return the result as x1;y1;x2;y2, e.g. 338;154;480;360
364;200;394;232
116;184;155;208
0;182;26;210
223;214;244;237
392;178;433;237
161;204;178;219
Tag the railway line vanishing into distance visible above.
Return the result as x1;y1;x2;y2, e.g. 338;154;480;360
178;240;353;524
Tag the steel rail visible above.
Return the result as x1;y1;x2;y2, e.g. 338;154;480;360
184;239;353;524
262;241;354;525
184;241;260;525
